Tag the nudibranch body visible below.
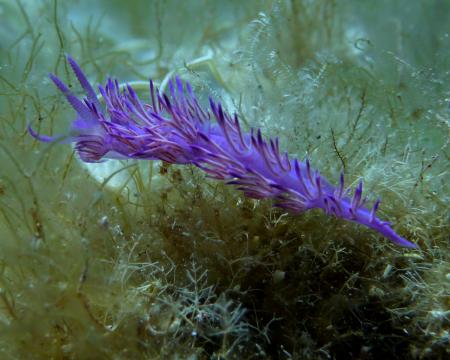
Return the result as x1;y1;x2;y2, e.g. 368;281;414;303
30;56;417;248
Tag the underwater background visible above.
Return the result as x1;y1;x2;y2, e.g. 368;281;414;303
0;0;449;359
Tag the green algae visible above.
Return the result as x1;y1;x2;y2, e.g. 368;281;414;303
0;0;448;358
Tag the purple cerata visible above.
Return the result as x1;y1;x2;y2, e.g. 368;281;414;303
29;56;417;248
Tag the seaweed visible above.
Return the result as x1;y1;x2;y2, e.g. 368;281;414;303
0;0;448;359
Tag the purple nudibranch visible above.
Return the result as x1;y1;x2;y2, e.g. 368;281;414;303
30;56;417;248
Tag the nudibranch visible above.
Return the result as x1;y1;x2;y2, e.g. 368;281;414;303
29;56;417;248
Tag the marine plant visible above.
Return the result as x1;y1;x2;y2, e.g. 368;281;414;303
2;1;448;358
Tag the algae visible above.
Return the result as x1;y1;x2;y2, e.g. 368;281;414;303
0;0;448;358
